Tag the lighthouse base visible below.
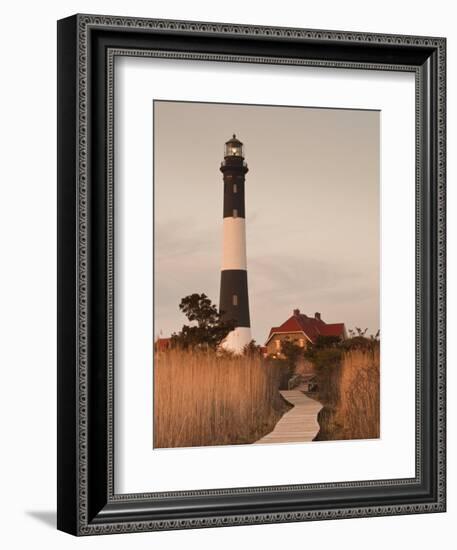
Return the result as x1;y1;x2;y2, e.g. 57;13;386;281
220;327;252;354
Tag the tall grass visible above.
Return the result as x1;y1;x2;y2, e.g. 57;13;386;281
314;346;380;441
154;348;288;448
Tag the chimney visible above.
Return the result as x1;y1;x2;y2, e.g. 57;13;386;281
315;312;321;321
293;308;300;316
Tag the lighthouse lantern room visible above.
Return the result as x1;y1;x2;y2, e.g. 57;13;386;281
224;134;244;158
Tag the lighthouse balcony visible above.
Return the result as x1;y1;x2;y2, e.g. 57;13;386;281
221;158;247;167
220;158;248;173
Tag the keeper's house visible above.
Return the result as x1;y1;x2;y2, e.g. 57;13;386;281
265;309;346;357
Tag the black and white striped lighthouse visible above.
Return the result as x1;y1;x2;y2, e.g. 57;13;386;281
219;134;252;353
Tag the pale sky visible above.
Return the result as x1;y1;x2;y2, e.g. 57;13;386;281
154;101;380;343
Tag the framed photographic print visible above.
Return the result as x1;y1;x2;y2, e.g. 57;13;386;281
57;14;446;535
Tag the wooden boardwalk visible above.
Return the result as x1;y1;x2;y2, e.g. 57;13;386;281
255;390;323;444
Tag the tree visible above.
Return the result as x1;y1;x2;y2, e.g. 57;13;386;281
313;335;341;349
303;336;342;376
179;293;219;328
341;327;380;352
243;339;262;356
348;327;368;338
170;293;235;350
280;339;303;377
371;329;380;341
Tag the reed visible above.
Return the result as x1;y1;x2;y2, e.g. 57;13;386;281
154;348;288;448
314;346;380;441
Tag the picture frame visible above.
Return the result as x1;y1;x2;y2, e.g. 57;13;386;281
57;13;446;535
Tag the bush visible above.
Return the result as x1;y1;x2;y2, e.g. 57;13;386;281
303;332;380;441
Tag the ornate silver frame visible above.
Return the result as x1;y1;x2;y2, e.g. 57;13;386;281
58;14;446;535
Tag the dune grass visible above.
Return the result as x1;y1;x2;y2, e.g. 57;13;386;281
314;346;380;441
154;348;289;448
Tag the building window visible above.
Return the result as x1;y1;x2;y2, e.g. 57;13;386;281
232;294;238;306
275;339;281;351
233;183;237;193
299;338;305;347
233;209;238;218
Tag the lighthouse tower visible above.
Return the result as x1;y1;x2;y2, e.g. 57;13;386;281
219;135;252;353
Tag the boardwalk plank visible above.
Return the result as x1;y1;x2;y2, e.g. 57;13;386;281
255;390;322;444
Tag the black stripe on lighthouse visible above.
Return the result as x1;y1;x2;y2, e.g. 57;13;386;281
219;270;250;327
223;178;245;218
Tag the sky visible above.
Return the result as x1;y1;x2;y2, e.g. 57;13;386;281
154;101;380;344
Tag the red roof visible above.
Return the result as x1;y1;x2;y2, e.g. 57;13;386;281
318;323;346;337
266;311;345;345
155;337;171;351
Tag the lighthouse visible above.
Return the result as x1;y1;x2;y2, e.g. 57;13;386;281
219;134;252;353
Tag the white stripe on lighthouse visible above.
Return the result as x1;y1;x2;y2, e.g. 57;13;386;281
221;218;247;270
221;327;252;354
